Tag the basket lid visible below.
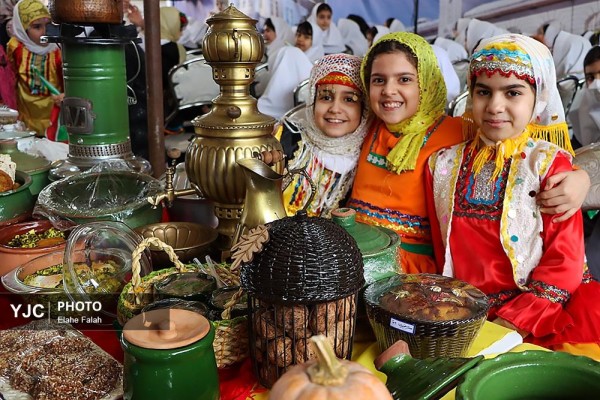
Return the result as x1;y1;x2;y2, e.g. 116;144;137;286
364;274;489;324
122;308;210;349
240;212;364;303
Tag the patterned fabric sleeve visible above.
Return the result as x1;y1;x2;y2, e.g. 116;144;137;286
496;152;585;337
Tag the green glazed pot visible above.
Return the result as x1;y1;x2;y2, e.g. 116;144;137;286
0;140;50;196
456;350;600;400
121;317;219;400
332;208;400;284
0;170;34;223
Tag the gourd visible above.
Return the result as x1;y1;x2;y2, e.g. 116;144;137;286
269;335;393;400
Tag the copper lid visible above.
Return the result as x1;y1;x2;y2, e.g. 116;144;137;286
123;309;210;349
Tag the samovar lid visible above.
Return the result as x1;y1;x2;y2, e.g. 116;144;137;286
205;4;257;24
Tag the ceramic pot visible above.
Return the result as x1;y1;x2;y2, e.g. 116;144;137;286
0;140;50;196
121;309;219;400
331;208;400;285
0;170;34;224
456;351;600;399
0;219;67;276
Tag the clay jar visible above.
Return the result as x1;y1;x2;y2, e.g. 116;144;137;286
121;309;219;400
331;208;401;285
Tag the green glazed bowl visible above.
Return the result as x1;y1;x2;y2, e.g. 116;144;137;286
456;350;600;399
0;170;34;223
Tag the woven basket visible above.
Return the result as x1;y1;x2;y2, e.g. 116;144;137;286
117;236;249;368
240;213;365;387
364;274;489;359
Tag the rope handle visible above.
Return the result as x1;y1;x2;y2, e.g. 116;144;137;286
221;287;245;320
130;237;187;303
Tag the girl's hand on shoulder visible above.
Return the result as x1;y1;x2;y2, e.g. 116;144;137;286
537;169;590;223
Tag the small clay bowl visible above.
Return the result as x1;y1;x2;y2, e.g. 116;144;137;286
0;219;68;276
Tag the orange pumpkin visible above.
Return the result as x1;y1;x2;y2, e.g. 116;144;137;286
269;335;393;400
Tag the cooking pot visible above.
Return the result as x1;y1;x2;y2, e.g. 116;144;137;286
0;170;34;226
48;0;123;25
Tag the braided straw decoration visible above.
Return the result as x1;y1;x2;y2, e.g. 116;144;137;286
130;237;187;305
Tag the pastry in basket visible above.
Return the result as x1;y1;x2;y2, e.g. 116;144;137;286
364;274;489;358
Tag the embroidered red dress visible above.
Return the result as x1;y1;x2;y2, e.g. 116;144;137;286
427;140;600;355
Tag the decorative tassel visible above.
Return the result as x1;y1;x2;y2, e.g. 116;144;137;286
528;122;574;155
471;129;530;181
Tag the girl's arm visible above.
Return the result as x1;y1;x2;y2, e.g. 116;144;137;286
536;168;590;223
496;153;584;338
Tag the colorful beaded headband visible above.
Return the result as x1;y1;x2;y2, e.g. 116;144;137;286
316;72;361;92
470;42;535;85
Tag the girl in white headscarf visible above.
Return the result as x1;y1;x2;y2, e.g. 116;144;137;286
264;17;294;63
570;45;600;146
431;44;461;106
337;18;368;57
254;17;295;97
257;45;313;120
295;20;324;63
464;19;509;55
541;22;592;79
388;18;406;33
427;33;600;361
308;3;346;54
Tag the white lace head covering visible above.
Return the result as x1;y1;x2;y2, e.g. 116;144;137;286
298;53;370;157
12;0;57;55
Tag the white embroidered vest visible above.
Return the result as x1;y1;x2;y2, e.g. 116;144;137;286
430;139;569;289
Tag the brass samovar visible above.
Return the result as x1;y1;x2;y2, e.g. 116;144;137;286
185;6;283;249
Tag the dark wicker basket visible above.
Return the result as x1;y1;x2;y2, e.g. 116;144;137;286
240;212;365;387
364;274;489;359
